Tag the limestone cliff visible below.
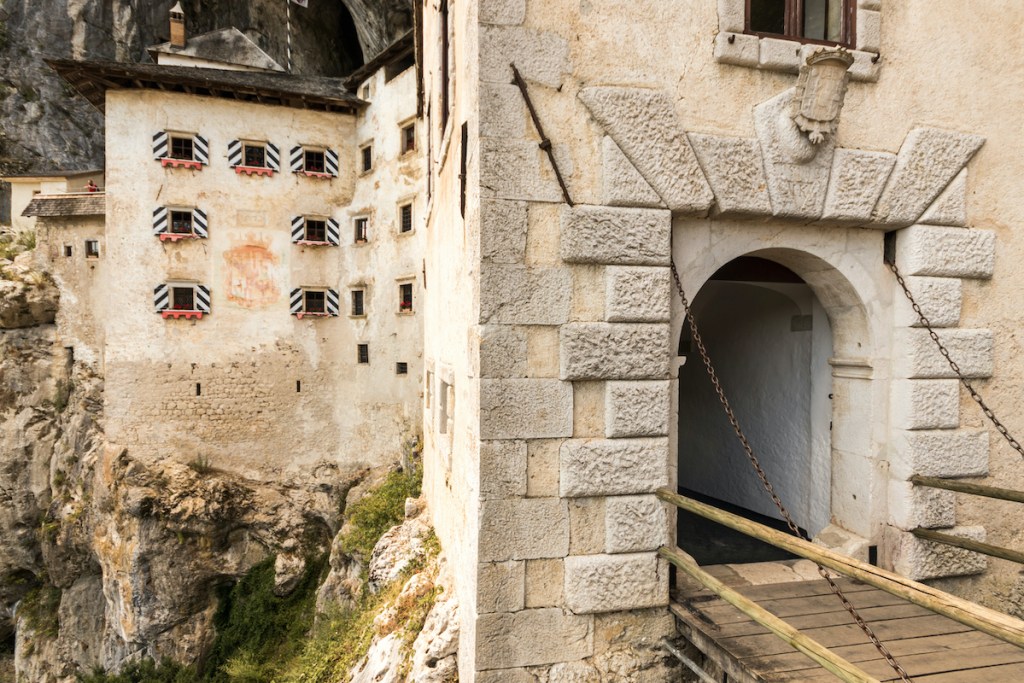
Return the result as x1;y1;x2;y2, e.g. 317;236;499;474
0;0;411;174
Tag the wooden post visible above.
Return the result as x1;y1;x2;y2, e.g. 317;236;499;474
911;474;1024;504
657;488;1024;648
911;527;1024;565
661;546;881;683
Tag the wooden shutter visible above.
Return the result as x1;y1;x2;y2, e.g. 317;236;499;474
291;216;305;243
327;218;341;246
267;143;281;171
327;289;340;316
290;146;304;173
152;131;168;159
289;288;303;315
153;284;169;311
193;209;209;238
193;135;209;164
196;285;211;313
227;139;242;167
152;206;168;235
325;148;339;176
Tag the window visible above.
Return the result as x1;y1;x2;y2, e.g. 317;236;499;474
304;218;327;243
154;131;207;168
354;217;369;243
748;0;854;45
244;143;266;168
169;135;194;160
305;149;325;174
351;289;365;316
290;287;338;317
155;283;210;318
290;145;337;177
172;287;195;311
304;290;326;314
401;123;416;154
85;240;100;259
360;144;373;173
63;245;72;258
357;343;369;364
425;370;433;409
440;0;451;133
156;207;207;241
399;283;413;313
170;211;193;234
396;362;408;375
439;379;451;434
360;83;372;100
399;203;413;233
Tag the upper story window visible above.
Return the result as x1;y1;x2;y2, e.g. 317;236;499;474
289;145;339;178
85;240;100;259
154;282;211;319
153;131;209;169
229;139;280;176
398;202;414;234
360;143;373;174
354;216;369;244
398;282;414;313
153;206;208;241
291;215;340;246
400;122;416;155
748;0;854;46
290;287;340;318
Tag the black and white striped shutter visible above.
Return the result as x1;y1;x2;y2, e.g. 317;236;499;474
152;131;168;159
193;209;209;238
325;148;339;177
327;289;340;316
267;143;280;172
152;206;168;235
153;284;169;312
326;218;341;246
227;139;242;167
290;216;305;243
289;288;303;315
194;135;210;165
196;285;211;313
289;146;304;173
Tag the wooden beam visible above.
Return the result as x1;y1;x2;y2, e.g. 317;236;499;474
657;488;1024;648
911;475;1024;504
661;546;881;683
911;528;1024;565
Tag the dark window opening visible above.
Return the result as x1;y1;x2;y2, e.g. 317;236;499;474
396;362;408;375
244;143;266;168
85;240;100;258
748;0;853;45
401;123;416;154
63;245;73;258
399;203;413;233
170;136;194;160
357;343;369;364
196;382;201;396
304;149;325;173
170;210;193;234
296;380;301;393
399;283;413;312
354;217;369;243
304;290;326;314
361;145;373;173
304;219;327;242
172;287;195;311
351;289;365;316
440;0;451;132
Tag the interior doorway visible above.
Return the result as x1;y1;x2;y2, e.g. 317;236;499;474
677;256;834;565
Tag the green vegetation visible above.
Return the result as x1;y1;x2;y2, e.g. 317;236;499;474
340;467;422;563
0;229;37;261
187;454;216;475
79;659;194;683
20;583;61;640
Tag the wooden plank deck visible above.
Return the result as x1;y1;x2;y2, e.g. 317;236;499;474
672;566;1024;682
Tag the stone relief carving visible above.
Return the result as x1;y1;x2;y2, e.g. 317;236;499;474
791;48;855;145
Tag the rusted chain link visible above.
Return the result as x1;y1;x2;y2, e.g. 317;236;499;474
888;260;1024;459
670;261;913;683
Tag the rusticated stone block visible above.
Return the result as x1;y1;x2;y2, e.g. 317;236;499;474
856;9;881;52
920;169;968;227
688;134;771;215
894;526;987;581
605;381;671;438
480;379;573;440
822;149;895;223
893;276;962;328
564;553;668;614
478;561;525;613
891;380;960;431
578;87;713;213
479;497;569;561
896;225;995;279
480;0;526;25
891;429;989;479
480;138;563;202
759;37;802;72
479;325;527;379
480;265;572;325
888;481;956;530
875;129;984;226
714;31;759;67
605;267;670;323
895;328;993;379
480;198;528;263
480;83;527;140
479;26;569;88
480;440;527;500
560;438;669;497
602;136;663;208
476;608;593;669
560;323;670;381
605;495;668;553
561;205;671;266
478;670;535;683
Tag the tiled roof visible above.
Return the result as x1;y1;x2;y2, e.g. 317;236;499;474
23;193;105;218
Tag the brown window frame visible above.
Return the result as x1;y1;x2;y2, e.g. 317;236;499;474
399;203;413;233
354;216;369;243
304;149;326;174
745;0;856;48
169;135;195;161
399;282;413;313
304;218;327;243
303;289;326;314
401;123;416;154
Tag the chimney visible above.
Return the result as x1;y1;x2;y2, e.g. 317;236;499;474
169;2;186;48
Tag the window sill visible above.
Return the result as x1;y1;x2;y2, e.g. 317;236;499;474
397;309;415;316
236;166;275;177
162;310;205;319
297;171;333;180
353;239;369;246
161;158;203;170
294;240;334;247
714;32;880;82
294;312;331;319
397;229;415;237
349;314;367;319
159;233;201;242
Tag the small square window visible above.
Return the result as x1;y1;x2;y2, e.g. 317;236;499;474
357;343;369;364
171;286;195;311
360;83;372;100
399;203;413;234
243;143;266;168
169;136;194;161
401;123;416;154
351;289;365;316
170;210;194;234
361;145;373;173
304;149;325;174
63;245;73;258
304;218;327;243
399;283;413;312
354;217;369;243
85;240;100;259
396;362;408;375
304;290;326;314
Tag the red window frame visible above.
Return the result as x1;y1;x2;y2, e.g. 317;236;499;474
745;0;856;48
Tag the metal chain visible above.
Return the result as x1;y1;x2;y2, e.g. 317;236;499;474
670;261;913;683
888;260;1024;458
